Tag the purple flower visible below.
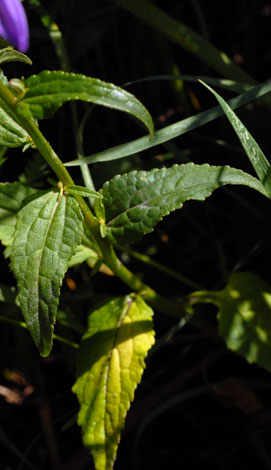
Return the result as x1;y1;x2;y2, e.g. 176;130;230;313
0;0;29;52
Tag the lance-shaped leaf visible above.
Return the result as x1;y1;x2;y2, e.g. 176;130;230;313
73;295;155;470
102;163;267;244
200;80;271;197
0;96;30;147
17;71;154;137
64;184;102;199
10;189;84;356
65;78;271;167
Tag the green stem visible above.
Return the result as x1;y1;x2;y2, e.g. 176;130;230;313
100;242;187;317
0;81;186;318
116;243;202;289
0;81;73;186
0;315;79;349
30;1;96;196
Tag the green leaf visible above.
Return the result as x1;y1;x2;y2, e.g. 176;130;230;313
200;80;271;198
73;295;155;470
0;71;30;147
17;71;154;137
0;182;37;213
0;209;16;246
0;183;37;247
65;78;271;167
113;0;254;83
102;163;267;244
218;273;271;371
69;244;99;267
10;189;84;356
64;184;102;199
0;69;8;86
125;74;253;94
0;97;30;147
0;47;32;65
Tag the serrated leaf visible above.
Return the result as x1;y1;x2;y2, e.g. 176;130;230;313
102;163;267;244
0;47;32;65
0;97;30;147
73;295;155;470
217;273;271;371
17;71;154;137
10;190;84;356
200;80;271;197
64;184;102;199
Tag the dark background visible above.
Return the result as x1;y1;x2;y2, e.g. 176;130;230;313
1;1;271;469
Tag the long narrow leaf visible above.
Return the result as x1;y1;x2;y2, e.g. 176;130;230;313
124;74;252;94
66;78;271;166
200;80;271;197
113;0;255;83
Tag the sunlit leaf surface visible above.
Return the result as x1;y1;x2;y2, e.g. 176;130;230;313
73;295;155;470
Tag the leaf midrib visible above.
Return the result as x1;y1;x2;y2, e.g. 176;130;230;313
103;297;133;464
23;193;63;329
106;173;257;227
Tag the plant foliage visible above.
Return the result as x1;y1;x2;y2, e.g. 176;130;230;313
1;1;271;469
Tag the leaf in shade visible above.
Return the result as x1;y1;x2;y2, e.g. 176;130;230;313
0;182;37;247
191;272;271;371
10;189;84;356
0;97;30;147
102;163;267;244
0;182;36;213
73;295;155;470
217;273;271;371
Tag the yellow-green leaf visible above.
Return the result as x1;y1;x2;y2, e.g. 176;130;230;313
73;295;155;470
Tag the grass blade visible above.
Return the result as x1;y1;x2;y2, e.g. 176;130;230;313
124;74;253;94
113;0;255;83
200;80;271;197
65;78;271;167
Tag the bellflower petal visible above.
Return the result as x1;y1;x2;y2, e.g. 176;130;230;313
0;0;29;52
